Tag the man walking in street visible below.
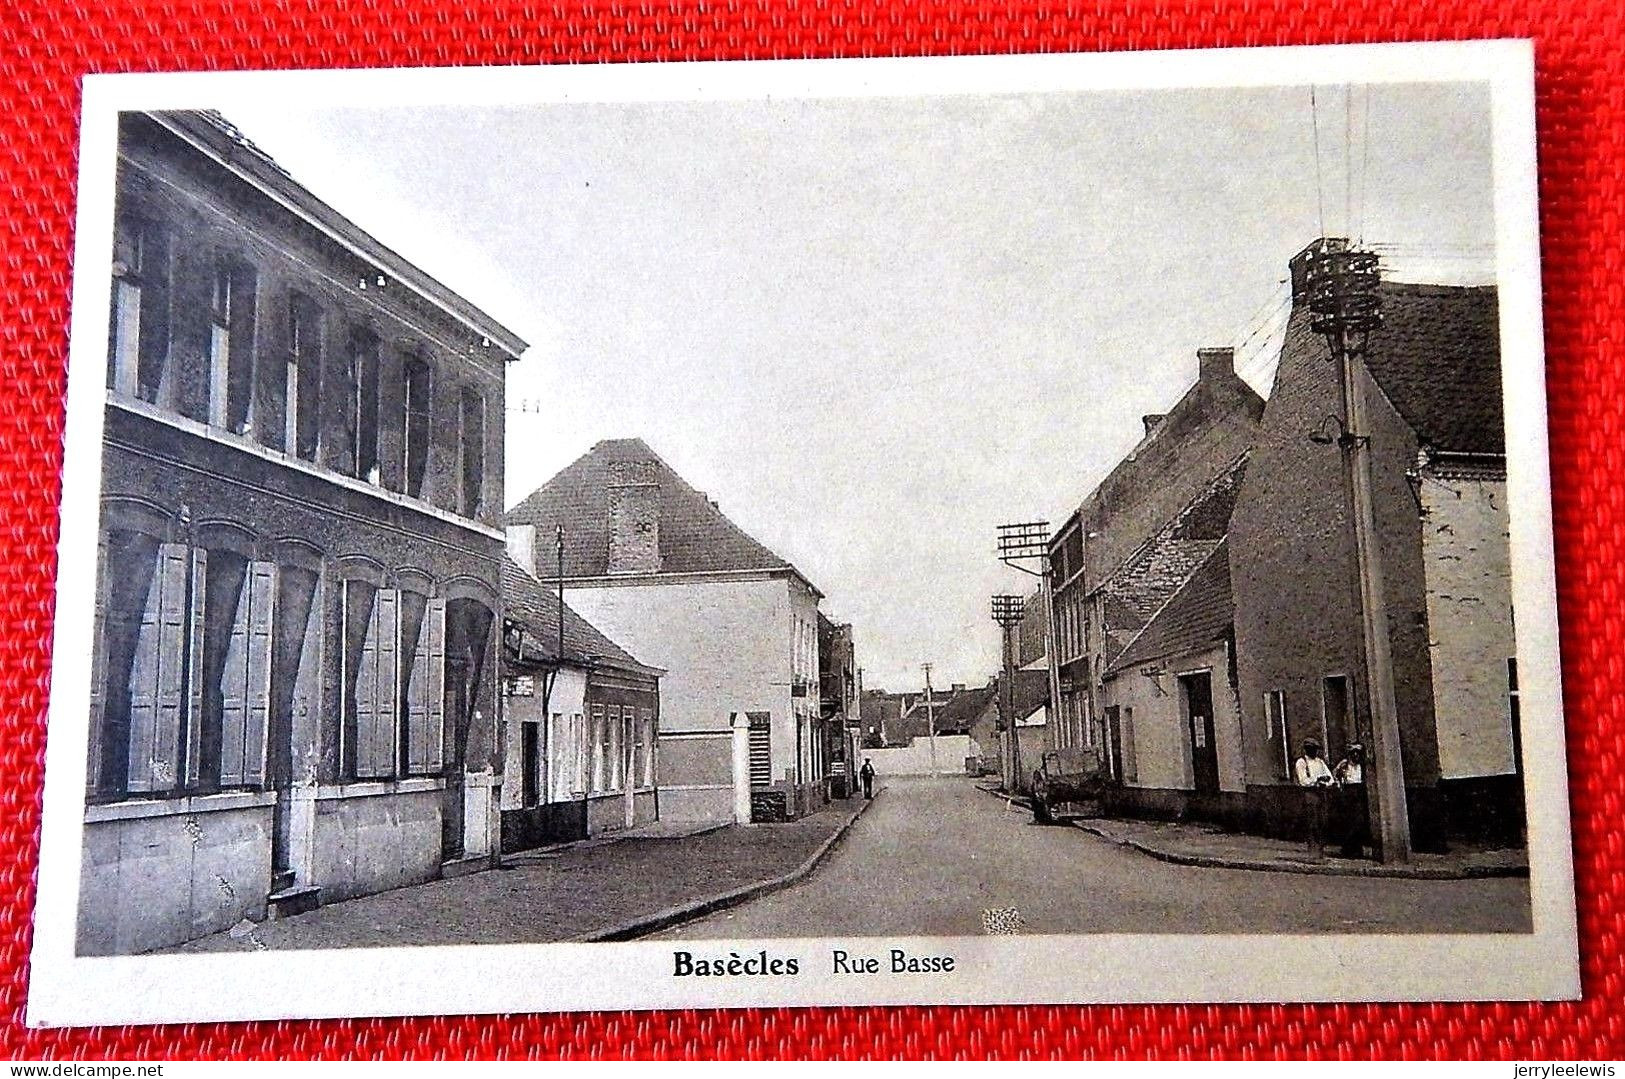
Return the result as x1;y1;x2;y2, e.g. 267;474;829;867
859;758;876;800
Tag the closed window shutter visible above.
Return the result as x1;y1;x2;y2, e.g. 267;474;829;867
127;543;190;793
221;562;275;787
408;597;446;774
182;549;207;788
356;589;400;778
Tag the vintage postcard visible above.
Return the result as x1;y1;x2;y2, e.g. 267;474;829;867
28;40;1577;1026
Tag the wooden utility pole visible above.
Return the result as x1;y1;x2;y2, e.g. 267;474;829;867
921;662;938;776
1309;239;1411;864
991;594;1025;793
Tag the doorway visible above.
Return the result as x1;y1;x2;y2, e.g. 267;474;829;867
1179;671;1219;796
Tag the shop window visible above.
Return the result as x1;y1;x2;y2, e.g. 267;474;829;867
286;293;322;461
207;259;258;435
459;386;485;517
109;215;170;403
402;355;432;498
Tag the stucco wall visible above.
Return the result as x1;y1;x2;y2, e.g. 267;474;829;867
1421;476;1517;778
311;784;442;903
500;667;586;811
1103;644;1245;793
78;794;273;955
565;577;789;735
860;735;973;776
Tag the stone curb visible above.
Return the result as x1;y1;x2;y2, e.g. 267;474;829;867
1071;822;1529;880
568;792;881;943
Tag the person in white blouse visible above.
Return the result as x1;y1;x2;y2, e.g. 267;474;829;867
1293;738;1334;856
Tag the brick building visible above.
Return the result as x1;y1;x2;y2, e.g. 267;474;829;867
80;111;525;954
498;557;662;850
1229;248;1518;850
1047;347;1264;759
505;438;829;825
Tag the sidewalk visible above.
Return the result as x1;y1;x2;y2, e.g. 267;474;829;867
175;796;873;953
1075;816;1528;880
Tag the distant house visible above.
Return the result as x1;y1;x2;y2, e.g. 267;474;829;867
505;438;829;825
498;556;662;850
1229;253;1518;849
859;685;965;747
967;670;1049;782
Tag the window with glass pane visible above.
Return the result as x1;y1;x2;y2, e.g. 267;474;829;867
459;386;485;516
208;260;257;434
287;294;322;460
403;357;432;497
109;216;171;404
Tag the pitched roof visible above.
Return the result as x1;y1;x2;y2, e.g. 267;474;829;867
499;556;659;676
1280;281;1503;455
1095;455;1246;659
505;438;815;587
1107;541;1233;675
930;683;998;735
1000;668;1051;723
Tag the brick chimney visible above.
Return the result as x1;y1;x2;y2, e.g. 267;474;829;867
607;460;661;574
1197;347;1234;381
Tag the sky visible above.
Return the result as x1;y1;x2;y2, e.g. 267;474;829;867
222;79;1495;692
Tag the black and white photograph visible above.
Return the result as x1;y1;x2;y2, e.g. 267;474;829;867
28;42;1577;1025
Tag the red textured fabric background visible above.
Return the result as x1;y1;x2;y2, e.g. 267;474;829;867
1;0;1619;1060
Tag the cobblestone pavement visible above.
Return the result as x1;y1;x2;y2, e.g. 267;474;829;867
176;798;867;952
657;775;1532;938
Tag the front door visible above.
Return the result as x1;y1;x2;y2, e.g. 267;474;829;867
440;657;468;860
1180;672;1219;796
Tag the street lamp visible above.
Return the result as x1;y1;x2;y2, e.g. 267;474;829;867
991;594;1026;793
1302;237;1410;864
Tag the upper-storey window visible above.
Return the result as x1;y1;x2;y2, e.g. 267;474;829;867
402;354;432;499
286;293;323;462
109;215;170;403
459;385;485;517
207;259;258;435
345;329;381;484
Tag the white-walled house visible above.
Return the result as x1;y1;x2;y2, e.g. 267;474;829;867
497;556;663;850
505;439;829;825
1100;541;1248;825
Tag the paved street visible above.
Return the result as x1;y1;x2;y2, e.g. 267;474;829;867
657;775;1532;938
